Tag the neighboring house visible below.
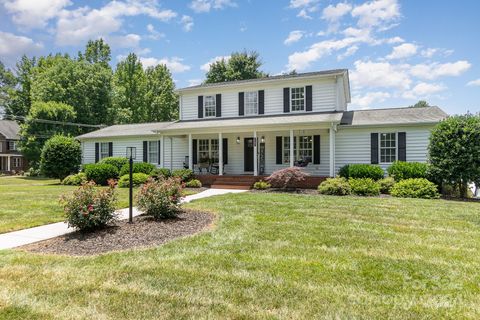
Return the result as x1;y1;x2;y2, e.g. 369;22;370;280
0;120;27;173
77;69;447;187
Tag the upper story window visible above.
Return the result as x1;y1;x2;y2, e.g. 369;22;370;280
380;133;396;163
204;95;216;117
8;141;17;151
291;87;305;111
245;91;258;115
148;141;158;164
100;142;109;160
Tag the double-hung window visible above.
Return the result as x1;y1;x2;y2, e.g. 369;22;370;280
13;158;21;167
380;133;396;163
204;95;216;117
100;142;109;160
283;136;297;164
8;141;17;151
198;139;219;163
148;141;158;163
210;139;219;163
298;136;313;162
245;91;258;115
290;87;305;111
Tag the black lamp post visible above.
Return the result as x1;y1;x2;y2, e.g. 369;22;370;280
126;147;136;223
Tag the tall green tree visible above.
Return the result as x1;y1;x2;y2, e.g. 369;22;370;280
20;101;77;164
112;53;146;123
0;61;17;115
144;64;178;121
81;39;111;66
5;55;36;117
205;51;268;83
409;100;431;108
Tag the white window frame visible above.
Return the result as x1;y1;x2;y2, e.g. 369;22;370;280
0;142;2;153
100;142;109;160
148;141;158;164
198;139;219;163
13;157;21;167
8;141;17;151
244;91;258;115
298;135;313;162
379;132;397;164
290;87;305;112
204;95;216;118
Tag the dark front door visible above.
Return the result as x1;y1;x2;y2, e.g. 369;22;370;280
244;138;254;172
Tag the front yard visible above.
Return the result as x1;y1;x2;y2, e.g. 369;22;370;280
1;192;479;318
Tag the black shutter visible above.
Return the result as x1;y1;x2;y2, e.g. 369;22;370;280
158;140;161;164
306;85;313;112
222;138;228;164
283;88;290;113
143;141;148;162
198;96;203;119
192;139;197;164
95;143;99;163
258;90;265;115
398;132;406;161
108;142;113;157
239;92;244;116
276;136;283;164
216;94;221;117
313;135;320;164
371;133;379;164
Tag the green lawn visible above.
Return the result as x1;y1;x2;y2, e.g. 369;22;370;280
1;193;479;319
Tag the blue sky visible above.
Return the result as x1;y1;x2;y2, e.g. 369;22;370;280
1;0;479;114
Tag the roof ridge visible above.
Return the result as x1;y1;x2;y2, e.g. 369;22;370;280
349;106;440;112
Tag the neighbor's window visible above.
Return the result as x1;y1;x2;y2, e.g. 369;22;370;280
8;141;17;151
298;136;313;162
148;141;158;164
380;132;396;163
245;91;258;115
13;157;21;167
100;142;109;160
204;95;216;117
290;87;305;111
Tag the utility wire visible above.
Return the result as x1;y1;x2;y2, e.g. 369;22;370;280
0;112;106;128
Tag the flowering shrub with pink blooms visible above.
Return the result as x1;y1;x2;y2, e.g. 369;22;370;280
136;177;184;219
266;167;309;190
61;180;117;231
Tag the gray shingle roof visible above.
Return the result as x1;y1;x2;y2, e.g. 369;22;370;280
177;69;348;92
76;122;172;139
0;120;21;140
340;106;448;126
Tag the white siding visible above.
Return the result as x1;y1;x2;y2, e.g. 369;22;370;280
163;136;188;171
334;125;435;172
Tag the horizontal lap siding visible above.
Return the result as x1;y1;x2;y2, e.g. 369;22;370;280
163;137;188;170
181;95;198;120
312;82;336;112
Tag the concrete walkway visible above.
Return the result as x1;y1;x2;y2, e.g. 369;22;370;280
0;188;247;250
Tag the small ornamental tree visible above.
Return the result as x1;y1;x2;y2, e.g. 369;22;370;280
40;135;81;181
428;114;480;198
266;167;309;190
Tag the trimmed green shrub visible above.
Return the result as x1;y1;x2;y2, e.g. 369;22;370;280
318;178;351;196
61;180;117;231
119;162;156;177
62;172;87;186
137;177;184;219
266;167;309;190
150;168;171;180
387;161;428;181
40;135;81;181
378;177;396;194
349;178;381;196
84;163;119;186
253;180;271;190
185;179;202;188
99;157;128;171
118;173;150;188
172;169;194;182
391;178;440;199
339;164;384;180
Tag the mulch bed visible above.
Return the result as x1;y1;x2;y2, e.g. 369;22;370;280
20;209;214;256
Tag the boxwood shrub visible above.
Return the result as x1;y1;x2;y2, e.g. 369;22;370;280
387;161;428;181
391;178;439;199
349;178;381;196
99;157;128;171
172;169;194;182
378;177;396;194
317;178;351;196
253;180;271;190
185;179;202;188
339;164;384;180
84;163;119;186
61;172;87;186
119;162;156;177
118;173;150;188
150;168;171;180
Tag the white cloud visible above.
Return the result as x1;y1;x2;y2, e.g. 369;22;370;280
108;34;142;48
322;2;352;22
352;91;391;109
410;60;471;80
55;1;177;46
146;24;165;40
189;0;236;13
351;0;401;29
284;30;304;45
0;31;43;65
3;0;71;29
289;0;319;19
350;60;411;90
337;45;358;61
467;79;480;87
420;48;437;58
200;55;230;72
188;79;203;86
402;82;446;99
386;43;418;60
181;15;194;32
139;57;191;73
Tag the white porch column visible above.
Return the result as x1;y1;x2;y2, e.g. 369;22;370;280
7;155;10;172
160;135;165;168
218;132;223;175
253;130;258;176
329;123;336;177
289;129;294;167
188;133;193;170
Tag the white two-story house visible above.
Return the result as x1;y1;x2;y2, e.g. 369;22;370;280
78;69;447;188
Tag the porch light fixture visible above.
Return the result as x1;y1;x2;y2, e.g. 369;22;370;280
236;136;241;144
260;136;265;143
